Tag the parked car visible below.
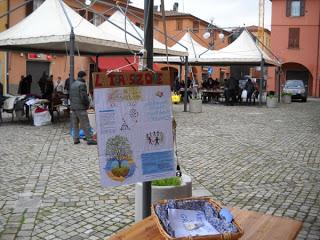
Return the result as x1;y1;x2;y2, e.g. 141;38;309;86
283;80;307;102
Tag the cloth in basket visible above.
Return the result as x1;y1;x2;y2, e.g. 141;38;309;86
152;197;243;240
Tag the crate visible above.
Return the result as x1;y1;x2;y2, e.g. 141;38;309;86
151;197;244;240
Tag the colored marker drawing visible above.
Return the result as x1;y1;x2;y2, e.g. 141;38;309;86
105;136;136;182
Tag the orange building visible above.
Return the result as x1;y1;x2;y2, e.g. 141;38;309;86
3;0;231;94
269;0;320;97
154;6;231;84
0;0;8;92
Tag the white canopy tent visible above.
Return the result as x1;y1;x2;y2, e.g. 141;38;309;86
98;10;186;56
0;0;146;55
198;29;280;66
154;29;280;67
153;31;212;63
0;0;186;57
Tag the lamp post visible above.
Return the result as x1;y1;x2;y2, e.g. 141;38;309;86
203;19;224;79
203;18;215;49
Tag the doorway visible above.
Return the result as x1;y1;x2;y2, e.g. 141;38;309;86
26;61;50;96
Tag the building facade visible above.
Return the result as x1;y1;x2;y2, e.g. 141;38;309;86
0;0;7;93
154;6;230;84
269;0;320;97
3;0;231;94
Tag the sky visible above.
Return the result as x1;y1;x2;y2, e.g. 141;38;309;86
130;0;272;30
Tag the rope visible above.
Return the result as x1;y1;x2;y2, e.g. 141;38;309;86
160;0;169;71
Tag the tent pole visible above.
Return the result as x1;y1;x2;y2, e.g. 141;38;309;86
259;59;264;105
70;28;75;86
277;67;281;103
142;0;153;219
184;56;188;112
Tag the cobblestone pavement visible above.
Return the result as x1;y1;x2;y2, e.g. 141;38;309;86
0;99;319;240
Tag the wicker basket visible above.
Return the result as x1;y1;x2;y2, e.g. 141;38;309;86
151;197;244;240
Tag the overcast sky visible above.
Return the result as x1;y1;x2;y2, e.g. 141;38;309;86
130;0;272;30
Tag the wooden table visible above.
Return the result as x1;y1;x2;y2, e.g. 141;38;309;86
201;89;224;103
108;208;302;240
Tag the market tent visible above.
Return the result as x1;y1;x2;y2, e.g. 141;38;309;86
98;10;186;56
197;29;280;66
153;31;212;63
0;0;186;56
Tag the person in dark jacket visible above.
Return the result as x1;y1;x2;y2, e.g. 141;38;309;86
70;71;96;145
26;74;32;94
245;78;255;104
227;77;238;105
0;81;5;106
43;75;54;122
38;71;47;95
18;75;28;95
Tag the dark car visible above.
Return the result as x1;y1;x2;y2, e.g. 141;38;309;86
283;80;307;102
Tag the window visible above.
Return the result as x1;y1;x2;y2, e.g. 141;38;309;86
291;1;300;16
193;21;199;33
26;0;45;16
288;28;300;48
286;0;305;17
78;9;86;18
176;20;182;31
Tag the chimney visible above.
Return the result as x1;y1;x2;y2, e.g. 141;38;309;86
173;2;179;12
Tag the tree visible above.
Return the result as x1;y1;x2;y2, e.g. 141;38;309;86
106;135;132;168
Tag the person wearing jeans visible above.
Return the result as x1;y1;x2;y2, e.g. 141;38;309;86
70;71;97;145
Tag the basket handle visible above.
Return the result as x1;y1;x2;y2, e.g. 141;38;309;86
222;232;232;240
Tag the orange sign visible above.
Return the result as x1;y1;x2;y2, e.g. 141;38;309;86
92;71;170;88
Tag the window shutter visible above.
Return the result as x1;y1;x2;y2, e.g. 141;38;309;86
288;28;300;48
176;20;182;31
295;28;300;47
286;0;291;16
26;1;33;16
87;11;94;22
300;0;305;16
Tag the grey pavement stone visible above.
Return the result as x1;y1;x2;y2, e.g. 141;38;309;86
1;99;320;239
0;234;17;240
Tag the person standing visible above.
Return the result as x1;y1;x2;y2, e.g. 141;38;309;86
54;76;64;94
18;75;28;95
38;71;47;95
26;74;32;94
245;78;255;104
43;75;54;122
70;71;96;145
228;77;237;106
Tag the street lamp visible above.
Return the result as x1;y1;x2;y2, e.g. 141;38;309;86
203;17;215;49
203;17;224;49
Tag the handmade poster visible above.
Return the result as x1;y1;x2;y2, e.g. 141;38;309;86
168;209;220;237
94;73;175;187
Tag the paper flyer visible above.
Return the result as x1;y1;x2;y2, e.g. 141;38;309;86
94;85;175;187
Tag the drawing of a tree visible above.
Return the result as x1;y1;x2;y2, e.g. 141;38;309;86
106;136;132;168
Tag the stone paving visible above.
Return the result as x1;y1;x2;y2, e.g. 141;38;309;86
0;99;319;240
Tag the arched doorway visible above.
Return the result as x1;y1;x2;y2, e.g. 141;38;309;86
161;66;178;90
282;62;313;96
